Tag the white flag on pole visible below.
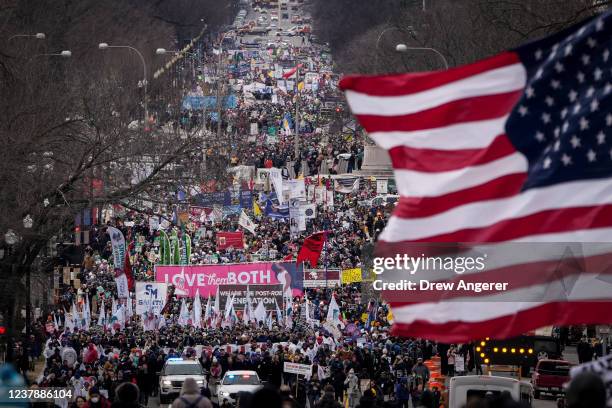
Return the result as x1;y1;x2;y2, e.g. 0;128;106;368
224;294;234;321
178;298;190;327
193;289;202;329
275;299;283;326
239;210;258;235
326;295;344;328
254;300;267;323
83;297;91;330
72;302;81;330
64;307;74;332
204;295;211;327
213;286;221;326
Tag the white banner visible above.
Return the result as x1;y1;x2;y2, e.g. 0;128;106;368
115;274;129;299
135;282;168;316
269;168;284;204
286;179;306;199
455;355;465;373
306;185;315;202
250;122;259;135
314;186;325;204
325;190;334;209
256;168;271;186
301;203;316;219
107;226;126;273
284;362;312;376
289;199;304;238
376;179;388;194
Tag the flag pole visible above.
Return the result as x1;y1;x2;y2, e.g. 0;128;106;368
324;232;328;289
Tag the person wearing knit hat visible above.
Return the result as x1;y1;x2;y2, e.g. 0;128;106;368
111;382;140;408
83;387;111;408
171;378;212;408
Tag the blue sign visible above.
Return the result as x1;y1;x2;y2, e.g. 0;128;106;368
182;95;238;110
195;190;253;208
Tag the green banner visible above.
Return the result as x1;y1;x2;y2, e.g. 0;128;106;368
159;230;171;265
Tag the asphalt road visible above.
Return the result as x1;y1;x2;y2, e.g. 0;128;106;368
147;391;559;408
239;0;310;49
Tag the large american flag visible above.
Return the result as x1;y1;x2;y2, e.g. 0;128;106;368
341;12;612;342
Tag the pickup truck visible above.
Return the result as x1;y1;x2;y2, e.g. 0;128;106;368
531;359;571;399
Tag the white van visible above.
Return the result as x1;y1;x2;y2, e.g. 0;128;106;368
449;376;533;408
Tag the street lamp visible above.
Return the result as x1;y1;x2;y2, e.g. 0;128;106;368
155;48;180;55
8;32;46;41
375;26;413;70
395;43;449;70
374;25;448;71
98;42;149;130
4;230;18;246
23;215;33;229
31;50;72;59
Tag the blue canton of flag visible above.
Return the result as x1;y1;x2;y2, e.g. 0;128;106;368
507;12;612;190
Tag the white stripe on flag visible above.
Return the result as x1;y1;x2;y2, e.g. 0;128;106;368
382;177;612;242
344;64;526;116
395;152;527;197
369;116;508;150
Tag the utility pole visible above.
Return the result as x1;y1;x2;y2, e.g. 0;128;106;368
201;45;208;173
216;49;223;143
294;66;300;163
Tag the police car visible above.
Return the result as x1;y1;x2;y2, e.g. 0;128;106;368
217;370;263;405
159;358;207;404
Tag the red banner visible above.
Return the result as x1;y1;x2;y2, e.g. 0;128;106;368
216;231;244;250
297;232;326;267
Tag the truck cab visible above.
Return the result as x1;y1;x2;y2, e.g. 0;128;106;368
531;359;571;399
449;376;533;407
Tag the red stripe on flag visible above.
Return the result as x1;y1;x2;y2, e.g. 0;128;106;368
339;52;520;96
390;302;612;343
391;174;526;219
388;134;517;172
355;91;523;132
389;204;612;242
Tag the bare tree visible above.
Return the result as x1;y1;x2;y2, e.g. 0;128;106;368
314;0;611;75
0;0;221;361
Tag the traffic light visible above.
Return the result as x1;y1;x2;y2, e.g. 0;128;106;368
0;326;6;335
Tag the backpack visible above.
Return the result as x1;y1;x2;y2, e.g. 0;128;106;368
180;396;203;408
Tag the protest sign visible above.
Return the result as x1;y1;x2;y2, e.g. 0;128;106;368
135;282;168;315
